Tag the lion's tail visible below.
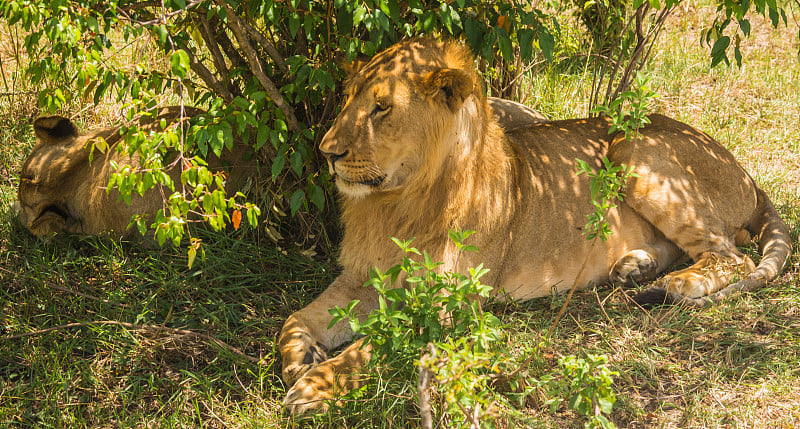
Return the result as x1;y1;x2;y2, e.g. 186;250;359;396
634;187;792;308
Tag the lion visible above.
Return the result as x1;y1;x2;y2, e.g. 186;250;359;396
15;106;253;238
277;38;792;414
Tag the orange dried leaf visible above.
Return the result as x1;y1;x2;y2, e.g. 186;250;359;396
232;209;242;230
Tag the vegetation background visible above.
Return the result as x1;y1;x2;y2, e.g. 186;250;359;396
1;0;799;427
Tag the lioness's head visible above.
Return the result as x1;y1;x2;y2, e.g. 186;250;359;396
320;39;487;198
16;115;119;236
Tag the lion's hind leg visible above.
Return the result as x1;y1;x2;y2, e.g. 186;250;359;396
634;248;757;306
607;114;764;306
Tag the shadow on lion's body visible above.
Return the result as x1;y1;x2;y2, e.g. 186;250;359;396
16;106;256;239
277;38;791;414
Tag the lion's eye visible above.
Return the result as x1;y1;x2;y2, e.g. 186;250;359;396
371;101;390;117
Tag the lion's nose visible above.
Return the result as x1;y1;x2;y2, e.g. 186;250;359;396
321;149;348;164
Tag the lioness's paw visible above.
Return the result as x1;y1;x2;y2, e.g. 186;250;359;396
281;340;328;386
610;250;658;286
285;364;336;415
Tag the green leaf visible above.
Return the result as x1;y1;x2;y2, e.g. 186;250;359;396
288;15;301;38
170;49;190;78
271;155;285;181
187;247;197;268
289;189;305;215
463;18;483;53
537;25;555;61
256;123;269;150
155;25;168;46
497;33;513;61
710;36;730;67
309;185;325;210
739;19;750;36
518;28;534;60
337;2;353;31
289;151;303;176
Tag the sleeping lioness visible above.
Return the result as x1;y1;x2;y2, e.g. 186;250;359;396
15;106;253;238
278;38;791;413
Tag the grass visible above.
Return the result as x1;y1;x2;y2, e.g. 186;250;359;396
2;4;800;428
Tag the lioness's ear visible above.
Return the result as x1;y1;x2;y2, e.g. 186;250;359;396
33;116;78;145
415;68;474;112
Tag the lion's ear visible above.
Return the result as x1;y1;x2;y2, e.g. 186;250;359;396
33;116;79;145
415;68;474;112
338;54;371;79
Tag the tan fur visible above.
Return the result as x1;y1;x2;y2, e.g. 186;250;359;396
16;107;253;238
279;39;792;414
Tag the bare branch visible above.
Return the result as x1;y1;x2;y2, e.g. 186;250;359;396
241;20;289;74
419;343;436;429
178;38;234;101
212;18;248;72
212;0;300;131
117;0;206;26
196;12;231;85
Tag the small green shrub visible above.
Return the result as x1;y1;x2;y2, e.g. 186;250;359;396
547;354;619;429
331;231;619;427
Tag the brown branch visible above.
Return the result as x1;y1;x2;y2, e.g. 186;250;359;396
605;5;673;106
48;282;130;308
178;39;234;102
241;20;289;74
117;0;206;26
0;91;36;96
196;12;231;84
419;343;436;429
213;0;300;131
213;18;249;72
2;320;261;364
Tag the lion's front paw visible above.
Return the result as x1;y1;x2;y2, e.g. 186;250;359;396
285;363;337;415
610;249;659;286
284;340;370;416
280;336;329;386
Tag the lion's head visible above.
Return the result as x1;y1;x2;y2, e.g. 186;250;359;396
319;39;491;199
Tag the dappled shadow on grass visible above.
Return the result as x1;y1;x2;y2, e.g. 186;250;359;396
494;256;800;428
0;210;335;427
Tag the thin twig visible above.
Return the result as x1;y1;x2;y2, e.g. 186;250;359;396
0;91;36;96
50;282;130;308
117;0;205;26
0;267;128;308
2;320;261;364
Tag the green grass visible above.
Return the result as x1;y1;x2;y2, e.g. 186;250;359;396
2;5;800;429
